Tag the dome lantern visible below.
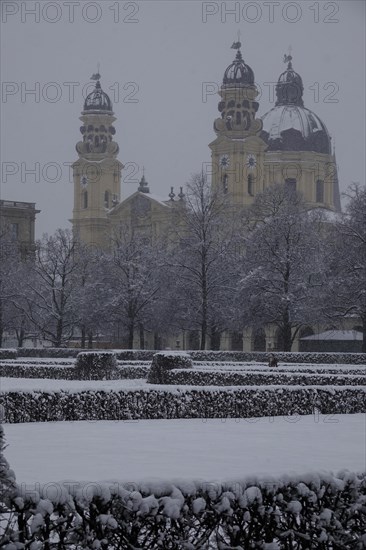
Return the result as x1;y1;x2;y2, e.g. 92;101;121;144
83;72;113;114
275;53;304;107
222;43;255;87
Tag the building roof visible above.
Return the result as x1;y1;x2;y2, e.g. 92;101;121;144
301;330;363;341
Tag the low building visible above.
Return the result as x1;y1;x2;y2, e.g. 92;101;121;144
0;200;40;254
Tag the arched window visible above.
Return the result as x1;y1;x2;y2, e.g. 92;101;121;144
316;179;324;203
248;174;254;196
104;190;110;208
222;174;228;194
236;111;241;125
252;327;266;351
285;178;297;194
82;191;88;209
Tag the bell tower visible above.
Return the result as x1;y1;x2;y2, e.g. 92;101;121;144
209;40;267;206
71;72;123;248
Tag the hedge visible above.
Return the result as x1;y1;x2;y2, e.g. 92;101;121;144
1;471;365;549
12;348;366;364
147;352;193;384
0;363;150;380
190;350;366;364
0;349;17;360
162;368;366;386
1;386;365;423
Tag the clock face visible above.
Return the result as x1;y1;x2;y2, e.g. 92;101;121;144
80;175;88;188
246;154;257;170
219;154;230;169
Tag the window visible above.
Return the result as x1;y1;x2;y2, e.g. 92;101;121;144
316;179;324;203
222;174;228;194
285;178;297;194
247;174;254;196
104;190;110;208
83;191;88;209
10;223;19;240
236;111;241;125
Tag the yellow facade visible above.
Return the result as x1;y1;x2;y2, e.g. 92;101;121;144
70;50;343;351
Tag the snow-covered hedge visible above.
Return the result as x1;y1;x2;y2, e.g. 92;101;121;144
0;349;17;360
0;362;150;380
147;352;193;384
75;352;118;380
190;350;366;364
1;471;365;548
164;369;366;386
15;348;156;360
11;347;366;364
1;386;365;423
17;347;82;358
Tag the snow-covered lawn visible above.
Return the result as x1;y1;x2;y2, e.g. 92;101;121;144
1;377;365;393
4;414;365;484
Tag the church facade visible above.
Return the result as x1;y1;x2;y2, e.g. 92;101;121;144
71;44;342;351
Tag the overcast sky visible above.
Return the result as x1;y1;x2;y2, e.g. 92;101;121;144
1;0;365;237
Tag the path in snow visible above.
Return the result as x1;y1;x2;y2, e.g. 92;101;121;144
4;414;365;484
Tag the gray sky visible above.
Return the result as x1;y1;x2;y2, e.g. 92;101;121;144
1;0;365;237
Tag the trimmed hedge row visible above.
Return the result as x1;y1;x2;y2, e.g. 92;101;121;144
8;348;366;364
14;348;156;360
1;386;365;423
0;349;17;360
190;350;366;364
0;363;150;380
147;352;193;384
1;471;366;549
163;368;366;386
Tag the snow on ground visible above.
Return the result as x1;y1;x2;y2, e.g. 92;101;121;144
1;377;365;394
4;415;365;484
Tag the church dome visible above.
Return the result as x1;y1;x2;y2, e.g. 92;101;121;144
260;55;331;154
83;78;113;114
261;105;331;153
223;49;255;87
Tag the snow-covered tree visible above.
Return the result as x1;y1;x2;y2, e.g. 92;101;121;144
239;184;328;351
106;226;165;348
21;229;80;347
167;173;240;350
324;183;366;351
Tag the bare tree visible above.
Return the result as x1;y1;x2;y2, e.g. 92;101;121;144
106;226;164;349
324;183;366;351
21;229;80;347
239;184;328;351
167;173;239;350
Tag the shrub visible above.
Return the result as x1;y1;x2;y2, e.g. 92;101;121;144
0;349;17;360
1;472;366;548
147;352;193;384
1;386;365;423
164;368;366;386
75;352;118;380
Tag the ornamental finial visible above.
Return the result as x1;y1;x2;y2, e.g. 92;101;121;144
231;30;242;50
283;46;293;67
90;63;101;81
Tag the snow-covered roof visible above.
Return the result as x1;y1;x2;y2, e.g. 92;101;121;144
301;330;363;341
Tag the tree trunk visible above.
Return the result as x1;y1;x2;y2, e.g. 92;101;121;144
55;318;63;347
0;298;3;348
88;331;93;349
128;323;134;349
17;326;25;347
282;308;292;352
81;326;86;348
139;323;145;350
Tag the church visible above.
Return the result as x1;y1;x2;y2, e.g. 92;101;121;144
70;43;342;351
